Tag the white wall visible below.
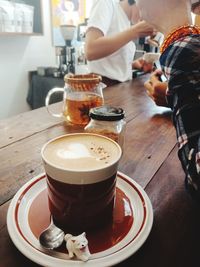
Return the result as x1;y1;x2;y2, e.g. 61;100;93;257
0;1;56;119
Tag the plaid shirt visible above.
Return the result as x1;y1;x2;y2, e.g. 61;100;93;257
160;35;200;199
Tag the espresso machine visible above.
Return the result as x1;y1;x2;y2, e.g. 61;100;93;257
59;25;76;75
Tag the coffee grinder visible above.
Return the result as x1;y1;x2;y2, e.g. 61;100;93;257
60;25;76;75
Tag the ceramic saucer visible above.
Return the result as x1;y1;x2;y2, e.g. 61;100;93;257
7;172;153;267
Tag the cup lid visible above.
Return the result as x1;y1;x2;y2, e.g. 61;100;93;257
89;106;125;121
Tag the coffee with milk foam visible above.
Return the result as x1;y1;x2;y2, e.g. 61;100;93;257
42;133;122;232
43;134;120;171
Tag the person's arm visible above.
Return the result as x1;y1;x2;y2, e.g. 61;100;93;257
85;21;154;61
144;70;168;106
132;57;154;73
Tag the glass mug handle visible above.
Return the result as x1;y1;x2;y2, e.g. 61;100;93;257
45;87;64;118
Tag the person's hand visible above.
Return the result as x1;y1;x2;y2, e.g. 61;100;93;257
132;20;156;38
144;70;168;107
132;58;153;73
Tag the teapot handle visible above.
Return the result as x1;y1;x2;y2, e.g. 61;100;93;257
45;87;64;118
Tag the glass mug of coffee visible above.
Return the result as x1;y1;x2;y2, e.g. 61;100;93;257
41;133;122;233
45;74;105;125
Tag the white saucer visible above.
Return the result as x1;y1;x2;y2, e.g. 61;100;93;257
7;172;153;267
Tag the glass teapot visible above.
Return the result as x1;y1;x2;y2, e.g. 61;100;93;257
45;73;105;125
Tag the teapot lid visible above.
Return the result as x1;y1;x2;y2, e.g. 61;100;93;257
64;73;102;90
64;73;102;83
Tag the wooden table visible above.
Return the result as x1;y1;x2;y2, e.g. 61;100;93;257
1;75;199;267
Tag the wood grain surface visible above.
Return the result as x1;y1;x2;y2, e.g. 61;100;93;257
1;76;196;267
